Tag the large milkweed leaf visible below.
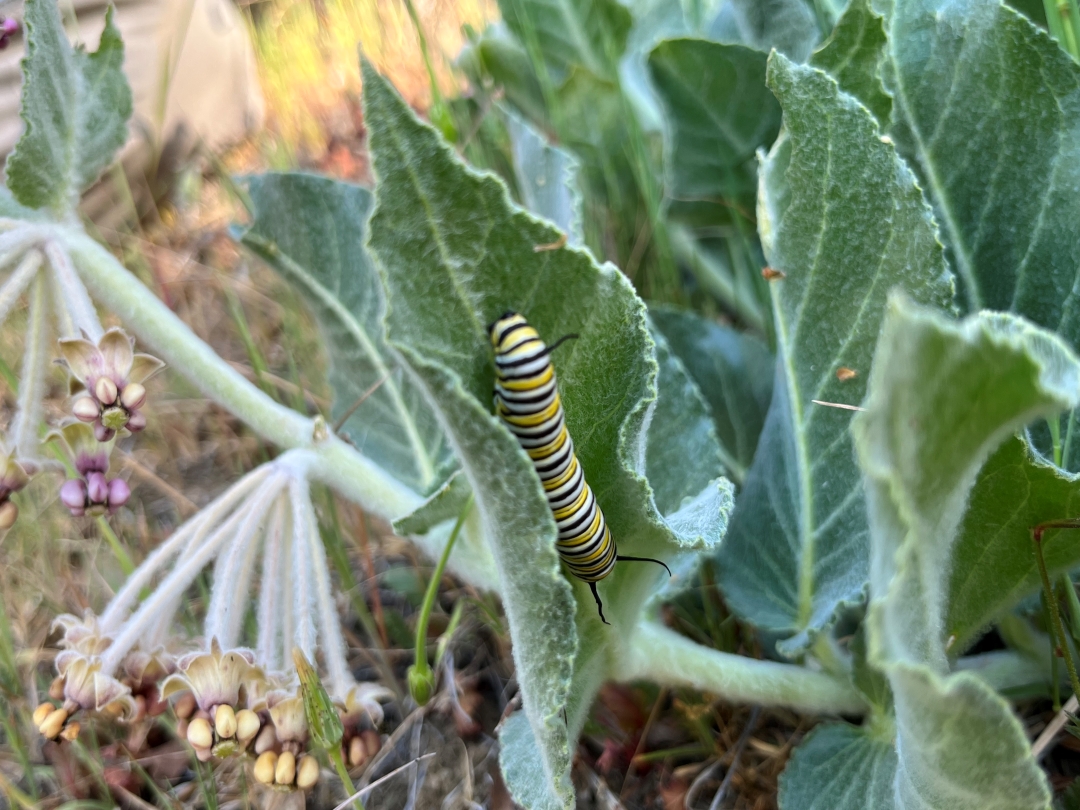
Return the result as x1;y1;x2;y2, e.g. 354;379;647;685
709;0;821;62
7;0;132;213
716;54;953;657
809;0;891;125
647;38;781;226
650;306;773;484
779;722;897;810
946;436;1080;654
853;296;1073;809
240;173;454;497
361;60;728;810
881;0;1080;471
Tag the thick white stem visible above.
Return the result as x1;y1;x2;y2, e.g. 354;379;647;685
624;620;867;715
289;477;318;664
257;496;287;671
100;464;275;631
46;240;102;340
0;250;42;328
64;229;424;520
11;272;51;463
280;504;295;673
100;473;287;674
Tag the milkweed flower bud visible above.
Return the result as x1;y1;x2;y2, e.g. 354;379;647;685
0;500;17;530
187;717;213;749
215;704;237;738
254;751;277;784
59;328;164;440
60;479;88;515
0;17;18;49
236;708;260;744
275;750;296;785
296;754;319;789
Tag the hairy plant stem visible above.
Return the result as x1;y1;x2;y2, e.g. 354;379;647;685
1033;522;1080;700
624;620;867;715
61;227;423;518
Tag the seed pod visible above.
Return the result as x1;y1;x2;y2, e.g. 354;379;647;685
254;722;277;754
254;751;277;784
72;396;100;422
33;702;54;728
348;735;366;768
95;377;118;406
120;383;146;411
174;693;197;720
215;704;237;739
59;721;80;742
275;750;296;785
296;755;319;789
39;708;68;740
0;500;17;530
236;708;260;744
187;717;213;749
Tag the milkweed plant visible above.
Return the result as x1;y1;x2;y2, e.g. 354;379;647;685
5;0;1080;806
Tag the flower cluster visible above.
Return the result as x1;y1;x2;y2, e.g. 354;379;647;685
61;328;163;442
52;423;130;516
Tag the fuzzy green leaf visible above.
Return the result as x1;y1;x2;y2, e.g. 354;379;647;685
240;173;454;496
947;436;1080;653
649;306;773;484
647;39;781;212
361;60;727;809
883;0;1080;471
779;722;897;810
716;54;953;657
809;0;891;124
7;1;132;213
854;297;1074;810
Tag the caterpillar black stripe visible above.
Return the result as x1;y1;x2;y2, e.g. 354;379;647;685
488;312;670;624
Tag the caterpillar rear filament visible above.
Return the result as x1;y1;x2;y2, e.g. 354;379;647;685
488;312;670;624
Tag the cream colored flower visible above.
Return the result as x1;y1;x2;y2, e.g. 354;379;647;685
57;655;136;719
160;638;264;713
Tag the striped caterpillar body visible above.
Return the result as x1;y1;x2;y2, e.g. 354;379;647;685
488;311;669;624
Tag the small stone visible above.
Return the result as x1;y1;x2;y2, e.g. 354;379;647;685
296;755;319;789
120;383;146;411
95;377;118;406
215;704;237;739
187;716;213;749
254;751;277;784
33;702;54;728
72;396;100;422
236;709;260;743
39;707;68;740
275;750;296;785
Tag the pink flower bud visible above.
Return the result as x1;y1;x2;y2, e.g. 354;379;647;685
120;383;146;411
107;479;130;511
86;472;108;504
2;18;19;36
0;500;17;530
60;479;88;514
93;423;115;443
95;377;118;406
126;410;147;432
72;397;100;423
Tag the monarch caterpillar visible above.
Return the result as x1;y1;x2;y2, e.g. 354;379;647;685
488;312;670;624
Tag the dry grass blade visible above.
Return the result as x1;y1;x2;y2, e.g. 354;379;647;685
332;752;437;810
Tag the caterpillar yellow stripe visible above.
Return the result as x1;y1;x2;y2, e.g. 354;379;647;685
488;312;669;624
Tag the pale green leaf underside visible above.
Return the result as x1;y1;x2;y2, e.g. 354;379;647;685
809;0;891;124
717;54;952;657
363;58;722;809
241;172;454;496
883;0;1080;470
778;722;896;810
503;106;584;246
854;297;1075;810
7;1;132;212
